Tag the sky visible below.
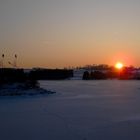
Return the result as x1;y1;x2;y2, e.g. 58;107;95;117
0;0;140;68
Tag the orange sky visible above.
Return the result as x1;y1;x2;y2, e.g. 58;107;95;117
1;0;140;68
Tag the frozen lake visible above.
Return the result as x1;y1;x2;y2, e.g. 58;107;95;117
1;80;140;140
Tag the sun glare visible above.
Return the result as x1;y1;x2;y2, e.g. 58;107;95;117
115;62;123;69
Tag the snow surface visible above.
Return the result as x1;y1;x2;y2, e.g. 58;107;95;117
0;83;54;96
0;80;140;140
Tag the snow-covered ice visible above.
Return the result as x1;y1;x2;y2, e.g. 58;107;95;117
0;83;54;96
0;80;140;140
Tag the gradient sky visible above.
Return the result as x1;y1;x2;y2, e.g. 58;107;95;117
1;0;140;68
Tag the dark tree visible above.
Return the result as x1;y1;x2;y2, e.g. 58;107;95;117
83;71;90;80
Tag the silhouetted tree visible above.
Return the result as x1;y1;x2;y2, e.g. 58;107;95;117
83;71;90;80
90;71;94;79
92;71;107;79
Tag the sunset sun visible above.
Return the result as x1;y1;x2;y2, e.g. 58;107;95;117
115;62;124;69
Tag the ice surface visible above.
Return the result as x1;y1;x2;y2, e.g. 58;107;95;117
0;83;54;96
0;80;140;140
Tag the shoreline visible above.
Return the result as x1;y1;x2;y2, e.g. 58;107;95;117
0;83;55;96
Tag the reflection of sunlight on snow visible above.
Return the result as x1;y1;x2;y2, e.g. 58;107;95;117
121;115;140;122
